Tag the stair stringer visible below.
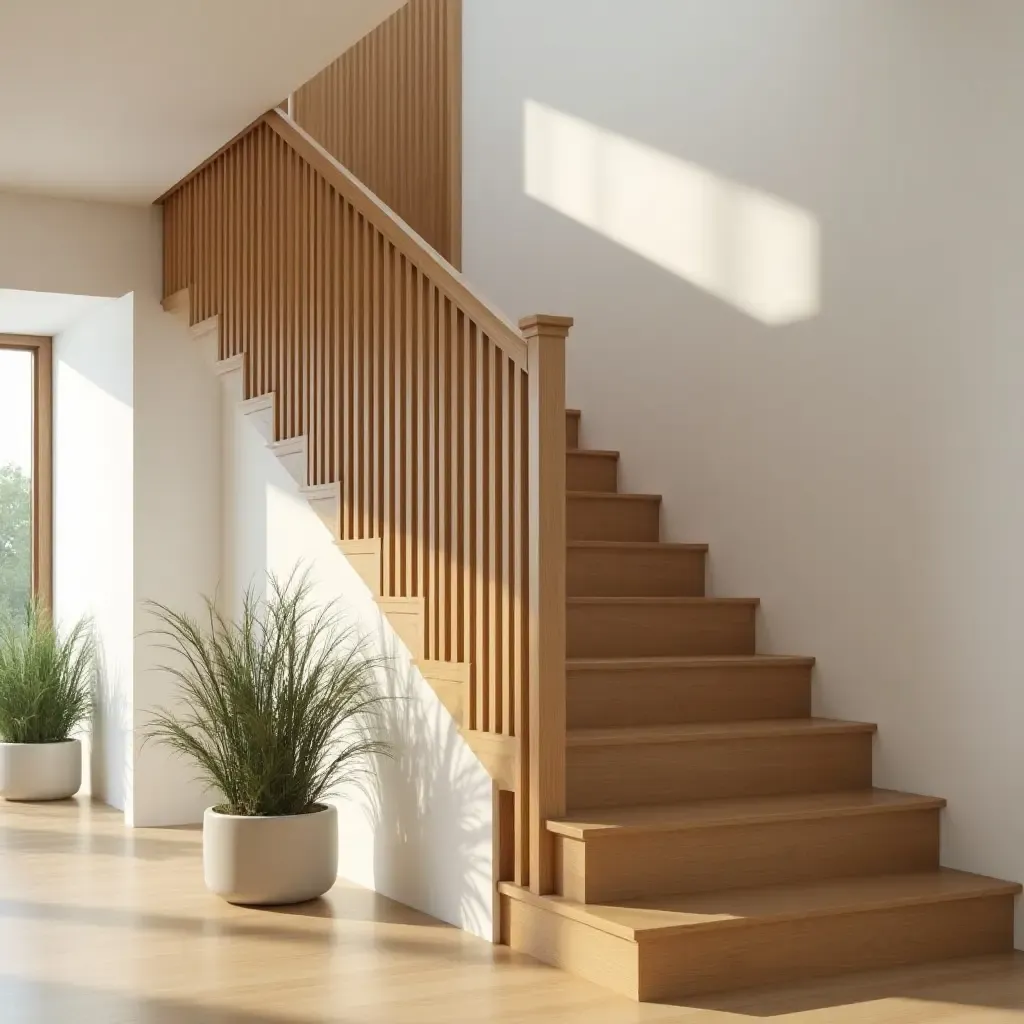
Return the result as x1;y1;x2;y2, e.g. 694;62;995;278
164;289;500;942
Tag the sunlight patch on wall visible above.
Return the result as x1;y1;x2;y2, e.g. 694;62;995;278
523;100;820;325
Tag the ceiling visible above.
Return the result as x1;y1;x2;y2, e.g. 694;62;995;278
0;0;405;204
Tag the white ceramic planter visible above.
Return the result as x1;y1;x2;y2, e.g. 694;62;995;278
0;739;82;801
203;804;338;905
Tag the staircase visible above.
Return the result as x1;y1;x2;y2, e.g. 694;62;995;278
159;108;1019;1005
497;406;1020;1002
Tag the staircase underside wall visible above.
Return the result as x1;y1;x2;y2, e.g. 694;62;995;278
220;369;496;941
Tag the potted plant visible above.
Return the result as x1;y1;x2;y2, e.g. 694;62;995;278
0;602;94;801
145;571;390;906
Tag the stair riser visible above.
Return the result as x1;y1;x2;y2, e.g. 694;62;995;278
307;495;340;534
567;602;755;658
567;453;618;492
567;547;705;598
568;498;660;542
639;893;1015;1000
567;732;873;808
242;399;275;443
567;663;811;729
557;808;940;903
274;445;307;486
566;412;580;450
377;602;424;660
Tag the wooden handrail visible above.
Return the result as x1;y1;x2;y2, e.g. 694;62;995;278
263;112;525;366
161;111;525;368
159;109;572;897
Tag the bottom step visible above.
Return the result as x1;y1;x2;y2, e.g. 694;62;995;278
499;870;1019;1001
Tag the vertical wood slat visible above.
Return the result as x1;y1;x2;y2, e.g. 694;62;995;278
341;201;354;538
382;242;396;595
462;316;476;707
475;338;490;732
488;342;501;733
403;260;414;598
425;282;437;658
159;114;570;899
291;0;461;266
437;293;450;661
514;365;529;886
450;304;463;662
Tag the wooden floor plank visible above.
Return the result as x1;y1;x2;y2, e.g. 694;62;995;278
2;799;1024;1021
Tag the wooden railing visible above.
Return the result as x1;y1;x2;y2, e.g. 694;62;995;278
160;110;569;894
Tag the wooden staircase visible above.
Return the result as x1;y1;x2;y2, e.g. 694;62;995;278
498;406;1020;1002
159;108;1019;1005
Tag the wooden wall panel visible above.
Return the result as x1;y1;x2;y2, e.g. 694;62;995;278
291;0;462;267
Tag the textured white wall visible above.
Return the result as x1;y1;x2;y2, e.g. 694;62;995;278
53;296;134;809
220;371;495;940
464;0;1024;943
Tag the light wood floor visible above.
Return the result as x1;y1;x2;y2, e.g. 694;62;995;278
1;800;1024;1022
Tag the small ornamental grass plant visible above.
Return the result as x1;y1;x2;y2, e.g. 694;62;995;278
145;572;391;817
0;602;94;744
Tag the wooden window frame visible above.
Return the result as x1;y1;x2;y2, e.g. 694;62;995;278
0;334;53;610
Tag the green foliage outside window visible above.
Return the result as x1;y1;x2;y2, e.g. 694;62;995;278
0;464;31;623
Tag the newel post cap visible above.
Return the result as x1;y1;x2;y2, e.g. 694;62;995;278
519;314;574;340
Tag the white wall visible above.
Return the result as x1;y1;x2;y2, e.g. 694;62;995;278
0;192;159;298
220;371;495;940
131;310;222;827
464;0;1024;942
53;296;133;809
0;190;221;825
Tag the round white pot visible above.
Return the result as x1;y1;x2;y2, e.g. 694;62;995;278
0;739;82;801
203;804;338;905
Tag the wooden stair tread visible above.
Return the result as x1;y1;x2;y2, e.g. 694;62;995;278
568;449;619;459
568;490;662;502
567;596;758;606
567;654;814;670
548;788;945;839
298;482;339;499
567;540;707;551
567;717;877;747
500;869;1021;942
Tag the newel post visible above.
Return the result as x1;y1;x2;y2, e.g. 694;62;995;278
521;313;573;895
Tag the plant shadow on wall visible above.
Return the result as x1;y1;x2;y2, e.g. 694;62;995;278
522;99;821;327
363;618;493;939
261;590;494;938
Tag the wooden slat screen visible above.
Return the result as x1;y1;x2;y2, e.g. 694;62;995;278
291;0;461;266
164;111;523;734
162;109;569;895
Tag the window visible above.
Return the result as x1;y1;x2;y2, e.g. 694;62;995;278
0;335;52;618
